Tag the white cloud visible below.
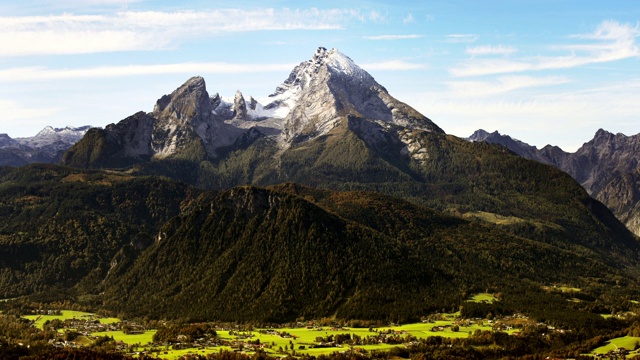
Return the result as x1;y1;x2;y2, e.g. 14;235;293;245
361;60;426;71
446;76;569;97
0;63;297;82
0;9;364;56
368;10;385;23
403;13;414;25
578;20;640;41
445;34;479;43
466;45;517;56
451;20;640;77
363;34;423;40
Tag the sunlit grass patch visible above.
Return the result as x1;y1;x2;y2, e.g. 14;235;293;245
591;336;640;355
100;330;157;345
467;293;497;303
23;310;97;330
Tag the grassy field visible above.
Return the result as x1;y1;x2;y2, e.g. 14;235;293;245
591;336;640;356
23;310;99;330
99;330;157;345
467;293;497;303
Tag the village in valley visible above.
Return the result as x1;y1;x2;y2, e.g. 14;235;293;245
18;291;636;359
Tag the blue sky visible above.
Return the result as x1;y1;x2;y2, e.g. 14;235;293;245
0;0;639;151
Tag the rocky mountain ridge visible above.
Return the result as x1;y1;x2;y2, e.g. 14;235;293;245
468;129;640;236
0;125;91;166
63;47;442;168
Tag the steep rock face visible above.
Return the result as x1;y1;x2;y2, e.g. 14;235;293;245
232;91;248;120
62;112;155;168
107;112;155;158
151;76;214;157
468;128;640;236
562;129;640;195
63;76;250;166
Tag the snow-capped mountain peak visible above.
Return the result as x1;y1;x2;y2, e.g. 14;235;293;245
322;47;368;79
0;125;92;166
17;125;91;149
263;48;359;117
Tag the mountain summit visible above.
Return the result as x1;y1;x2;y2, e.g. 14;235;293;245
265;47;442;145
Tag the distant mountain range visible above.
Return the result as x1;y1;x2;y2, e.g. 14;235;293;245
0;125;91;166
468;129;640;236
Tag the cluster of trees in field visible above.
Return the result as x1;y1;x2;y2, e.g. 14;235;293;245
153;323;217;343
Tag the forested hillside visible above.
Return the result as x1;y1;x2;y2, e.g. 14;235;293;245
0;164;199;299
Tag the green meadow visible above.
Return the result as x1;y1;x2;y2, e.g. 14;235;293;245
23;310;107;330
100;330;156;345
467;293;497;303
590;336;640;356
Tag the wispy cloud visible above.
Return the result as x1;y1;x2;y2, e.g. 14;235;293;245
368;10;386;23
446;34;479;43
0;63;296;82
446;76;569;97
0;9;365;56
403;13;414;25
361;60;426;71
466;45;517;56
363;34;423;40
451;20;640;77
